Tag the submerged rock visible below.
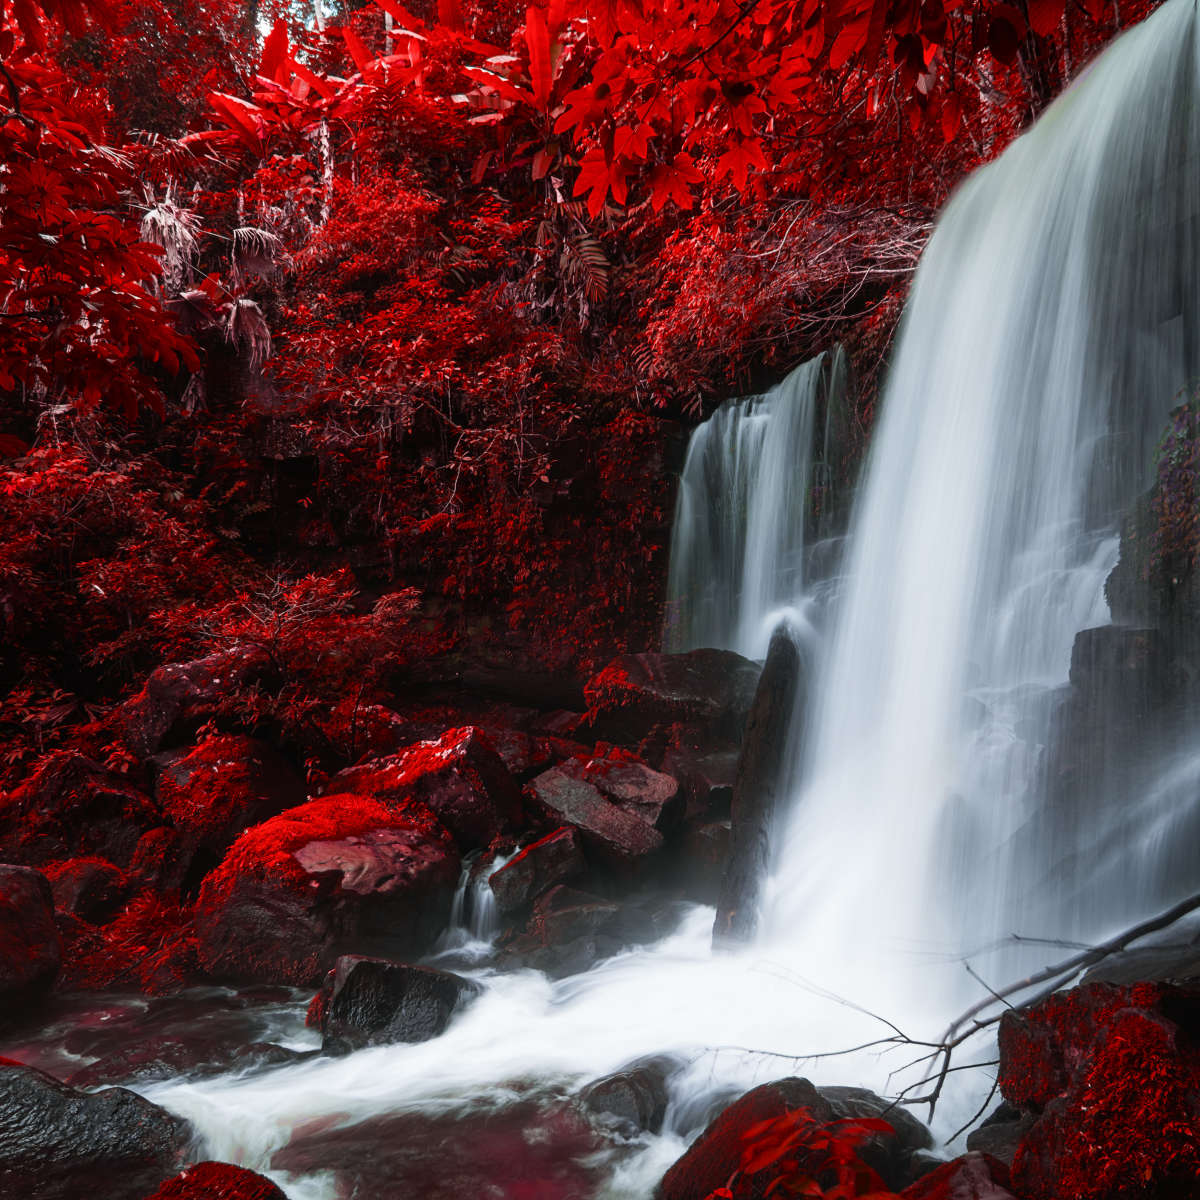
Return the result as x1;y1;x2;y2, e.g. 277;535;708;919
0;865;61;1024
0;1060;186;1199
312;955;480;1053
579;1057;675;1136
67;1038;308;1090
196;795;460;985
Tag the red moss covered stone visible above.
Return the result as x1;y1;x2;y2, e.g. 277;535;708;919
326;727;523;852
1000;982;1200;1199
42;856;130;923
195;794;459;986
141;1161;285;1199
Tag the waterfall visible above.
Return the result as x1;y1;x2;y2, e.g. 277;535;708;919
664;348;848;659
138;3;1200;1192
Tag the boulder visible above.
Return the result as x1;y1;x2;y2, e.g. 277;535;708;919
141;1161;286;1200
122;645;270;758
557;752;683;833
676;820;730;905
0;754;159;867
660;746;738;819
327;727;523;852
312;955;480;1053
715;626;803;946
488;826;585;914
998;981;1200;1200
43;857;129;924
579;1059;674;1136
965;1104;1037;1167
68;1038;308;1090
154;735;305;892
583;649;760;743
196;795;459;985
528;767;662;865
820;1085;933;1188
901;1152;1017;1199
0;1060;186;1199
0;865;61;1023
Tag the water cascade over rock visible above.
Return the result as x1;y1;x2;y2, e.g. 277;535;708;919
665;348;849;659
134;2;1200;1193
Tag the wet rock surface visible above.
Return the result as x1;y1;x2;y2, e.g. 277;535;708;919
487;825;585;913
0;865;61;1024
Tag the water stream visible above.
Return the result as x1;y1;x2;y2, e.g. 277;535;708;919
137;1;1200;1193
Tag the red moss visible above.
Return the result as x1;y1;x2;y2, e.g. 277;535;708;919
141;1161;286;1199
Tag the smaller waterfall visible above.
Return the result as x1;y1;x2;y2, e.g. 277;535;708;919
664;349;850;659
432;850;516;962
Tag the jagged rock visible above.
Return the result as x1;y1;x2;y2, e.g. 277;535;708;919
528;767;662;865
556;753;683;832
583;649;760;743
312;955;480;1053
676;819;730;905
0;754;159;867
327;727;524;853
196;795;460;985
0;1060;187;1199
122;645;270;758
141;1161;287;1200
488;826;585;914
660;745;738;819
0;866;61;1023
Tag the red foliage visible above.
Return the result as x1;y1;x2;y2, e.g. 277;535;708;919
141;1160;286;1200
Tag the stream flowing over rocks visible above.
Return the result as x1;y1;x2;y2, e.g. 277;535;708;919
7;1;1200;1196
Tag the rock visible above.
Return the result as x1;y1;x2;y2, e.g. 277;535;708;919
676;819;730;905
579;1059;674;1136
67;1038;308;1090
196;794;460;985
0;865;61;1023
313;955;481;1053
43;857;129;924
528;767;663;865
660;746;738;819
129;827;189;892
900;1152;1017;1199
122;645;270;758
583;649;760;744
715;626;804;945
488;826;585;914
154;735;305;895
0;754;159;867
657;1077;932;1199
966;1104;1037;1167
327;727;524;852
557;752;683;833
998;981;1200;1200
141;1160;286;1200
0;1060;186;1199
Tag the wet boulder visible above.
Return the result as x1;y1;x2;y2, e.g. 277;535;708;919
579;1058;675;1136
528;767;663;866
154;735;306;891
0;754;159;867
123;645;270;758
43;857;130;924
660;745;738;819
675;819;730;905
141;1161;286;1200
196;795;460;986
327;727;523;853
557;753;683;833
0;1060;186;1200
312;955;480;1053
68;1038;308;1090
488;826;585;914
0;866;61;1023
583;650;760;744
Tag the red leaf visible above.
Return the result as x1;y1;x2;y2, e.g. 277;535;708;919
341;25;373;71
1027;0;1065;36
438;0;466;31
259;19;290;85
525;6;553;109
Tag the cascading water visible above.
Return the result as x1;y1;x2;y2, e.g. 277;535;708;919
134;3;1200;1194
665;349;848;659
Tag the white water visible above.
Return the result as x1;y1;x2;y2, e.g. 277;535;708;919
665;349;847;659
146;3;1200;1193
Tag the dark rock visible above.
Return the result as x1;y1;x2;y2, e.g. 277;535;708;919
0;865;61;1023
196;795;460;985
660;746;739;819
0;1060;186;1199
966;1103;1037;1167
488;826;585;914
900;1152;1017;1199
313;955;480;1053
155;735;305;886
819;1085;933;1188
67;1038;308;1090
43;857;130;924
122;645;270;758
0;754;159;867
579;1058;674;1136
528;767;662;865
676;819;730;905
328;727;524;853
557;753;683;833
1080;942;1200;985
583;649;760;743
715;626;803;945
141;1161;287;1200
129;827;189;892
